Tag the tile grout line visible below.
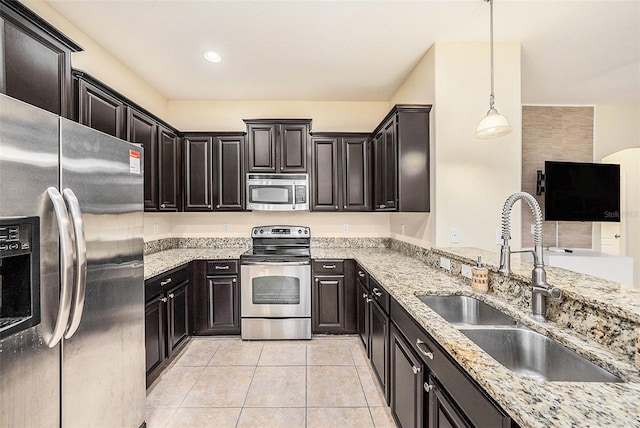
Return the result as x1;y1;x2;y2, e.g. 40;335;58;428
235;341;264;428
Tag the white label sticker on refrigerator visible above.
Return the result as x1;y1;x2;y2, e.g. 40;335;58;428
129;150;141;175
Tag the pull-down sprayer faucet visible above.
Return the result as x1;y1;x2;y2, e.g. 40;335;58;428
498;192;562;322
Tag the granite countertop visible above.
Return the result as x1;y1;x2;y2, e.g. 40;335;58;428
145;246;640;427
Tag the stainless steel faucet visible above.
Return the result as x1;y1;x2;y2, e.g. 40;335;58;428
498;192;562;322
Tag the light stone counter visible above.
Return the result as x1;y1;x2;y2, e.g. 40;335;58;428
145;244;640;427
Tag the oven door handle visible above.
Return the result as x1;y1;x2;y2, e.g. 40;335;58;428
241;261;310;266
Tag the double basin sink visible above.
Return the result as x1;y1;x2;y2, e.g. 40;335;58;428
418;295;622;383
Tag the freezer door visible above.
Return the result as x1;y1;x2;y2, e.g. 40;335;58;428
0;95;61;427
59;118;145;427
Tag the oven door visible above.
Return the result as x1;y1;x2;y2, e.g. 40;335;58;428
240;262;311;317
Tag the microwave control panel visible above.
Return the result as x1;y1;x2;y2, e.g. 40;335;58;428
295;185;307;204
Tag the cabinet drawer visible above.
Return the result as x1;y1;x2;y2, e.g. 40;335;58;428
207;260;238;275
390;299;510;428
370;278;389;314
146;265;188;302
313;260;344;275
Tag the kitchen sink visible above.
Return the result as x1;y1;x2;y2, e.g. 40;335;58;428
460;328;623;382
418;295;518;326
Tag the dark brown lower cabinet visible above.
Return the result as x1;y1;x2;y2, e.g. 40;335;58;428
429;375;471;428
166;281;189;354
312;275;345;332
144;265;190;386
356;267;370;349
390;324;424;428
193;260;240;335
370;299;389;402
144;297;165;384
390;298;512;428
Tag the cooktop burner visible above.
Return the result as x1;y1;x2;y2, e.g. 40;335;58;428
240;225;311;263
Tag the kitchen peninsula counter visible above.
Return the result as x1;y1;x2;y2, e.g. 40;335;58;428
144;243;640;427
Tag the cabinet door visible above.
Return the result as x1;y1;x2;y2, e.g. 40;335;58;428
200;275;239;334
342;137;370;211
247;123;277;172
184;136;213;211
370;300;389;401
214;136;244;210
167;282;189;356
391;325;424;428
429;376;471;428
357;278;370;351
77;79;125;138
280;123;309;172
312;275;345;333
311;137;340;211
1;9;74;117
128;108;158;210
382;117;398;209
158;126;181;211
145;297;165;383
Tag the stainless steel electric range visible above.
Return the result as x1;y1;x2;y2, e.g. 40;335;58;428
240;225;311;340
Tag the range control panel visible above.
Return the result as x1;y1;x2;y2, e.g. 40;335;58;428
0;219;34;257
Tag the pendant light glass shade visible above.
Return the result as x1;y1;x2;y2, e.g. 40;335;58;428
476;107;512;139
476;0;511;139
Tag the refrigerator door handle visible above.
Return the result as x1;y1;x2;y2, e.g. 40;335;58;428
46;187;75;348
62;188;87;339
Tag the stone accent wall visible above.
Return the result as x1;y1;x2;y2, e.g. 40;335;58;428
521;106;594;248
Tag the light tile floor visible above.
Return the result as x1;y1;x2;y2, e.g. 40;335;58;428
146;336;397;428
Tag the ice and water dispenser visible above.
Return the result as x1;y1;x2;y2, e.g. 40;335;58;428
0;216;40;339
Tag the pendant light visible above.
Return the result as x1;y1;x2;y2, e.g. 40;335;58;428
476;0;512;139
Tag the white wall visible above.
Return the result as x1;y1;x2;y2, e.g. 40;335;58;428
168;100;389;133
22;0;169;120
594;104;640;160
144;211;391;240
433;42;522;251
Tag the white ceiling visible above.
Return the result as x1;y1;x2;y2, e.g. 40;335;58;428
45;0;640;105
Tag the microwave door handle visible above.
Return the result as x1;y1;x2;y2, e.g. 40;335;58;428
46;187;74;348
62;189;87;339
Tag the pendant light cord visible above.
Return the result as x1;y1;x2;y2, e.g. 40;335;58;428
488;0;495;110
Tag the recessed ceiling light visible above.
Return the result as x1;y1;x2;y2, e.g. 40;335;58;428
203;51;221;63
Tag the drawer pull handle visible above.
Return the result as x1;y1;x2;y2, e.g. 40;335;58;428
322;264;336;269
424;383;434;392
160;278;172;286
159;297;167;303
366;297;373;303
412;366;421;375
416;339;434;359
358;271;365;278
168;293;175;299
215;265;230;270
372;288;382;297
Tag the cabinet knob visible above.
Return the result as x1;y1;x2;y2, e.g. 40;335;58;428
335;206;338;210
424;383;434;392
159;297;167;303
416;338;434;359
168;293;175;299
344;205;347;209
232;278;237;283
161;203;166;208
216;204;220;208
379;204;386;209
315;278;319;283
362;293;368;299
366;297;373;303
412;366;421;375
208;205;212;209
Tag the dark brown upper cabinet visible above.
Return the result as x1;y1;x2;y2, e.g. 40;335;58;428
244;119;311;173
75;74;126;139
214;135;245;210
372;105;431;212
0;0;82;118
310;133;370;212
157;126;181;211
127;108;158;211
183;133;245;212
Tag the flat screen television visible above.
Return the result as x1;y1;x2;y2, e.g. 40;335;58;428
544;161;620;222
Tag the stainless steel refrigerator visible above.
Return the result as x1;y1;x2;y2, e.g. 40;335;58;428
0;94;146;427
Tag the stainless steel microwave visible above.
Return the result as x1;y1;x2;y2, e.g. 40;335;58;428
246;173;309;211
